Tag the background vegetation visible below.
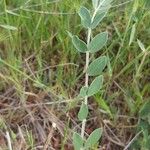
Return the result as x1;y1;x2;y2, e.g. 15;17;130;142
0;0;150;149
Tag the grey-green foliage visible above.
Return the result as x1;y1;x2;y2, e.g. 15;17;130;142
73;128;103;150
71;0;112;149
79;86;88;97
72;31;108;53
88;56;108;76
85;128;103;148
73;132;84;150
79;75;103;97
92;0;99;9
88;32;108;53
78;6;91;28
88;75;103;96
77;0;112;29
78;103;89;121
72;36;87;53
91;11;107;29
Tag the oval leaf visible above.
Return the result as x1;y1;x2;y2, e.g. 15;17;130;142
85;128;103;148
88;32;108;53
73;132;84;150
78;103;88;121
78;6;91;28
88;75;103;96
79;86;88;97
91;12;107;29
72;35;87;53
87;56;108;76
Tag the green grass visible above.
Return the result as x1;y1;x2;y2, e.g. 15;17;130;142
0;0;150;149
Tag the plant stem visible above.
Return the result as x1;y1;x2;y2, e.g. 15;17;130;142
81;0;105;138
81;28;91;138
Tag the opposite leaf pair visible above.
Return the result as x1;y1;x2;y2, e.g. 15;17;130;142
79;0;112;29
79;75;103;98
79;6;107;29
72;32;108;53
73;128;103;150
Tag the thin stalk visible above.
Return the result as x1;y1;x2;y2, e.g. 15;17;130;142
81;0;105;138
81;28;91;138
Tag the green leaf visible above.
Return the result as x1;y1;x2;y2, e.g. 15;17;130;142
88;32;108;53
72;35;87;53
139;101;150;118
145;135;150;149
79;86;88;97
92;0;99;9
78;103;89;121
95;96;113;118
145;0;150;9
137;39;146;52
0;24;18;31
91;11;107;29
88;75;103;96
73;132;84;150
87;56;108;76
139;120;150;133
78;6;91;28
85;128;103;148
129;23;136;46
98;0;112;12
102;0;113;6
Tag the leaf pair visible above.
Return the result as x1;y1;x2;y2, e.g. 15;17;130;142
72;32;108;53
79;75;103;98
78;6;107;29
73;128;103;150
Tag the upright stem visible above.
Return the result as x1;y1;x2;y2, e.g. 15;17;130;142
81;0;105;138
81;29;91;138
